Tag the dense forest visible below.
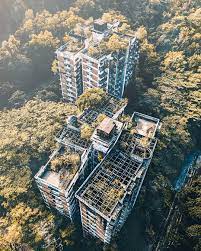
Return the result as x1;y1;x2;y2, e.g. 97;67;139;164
0;0;200;250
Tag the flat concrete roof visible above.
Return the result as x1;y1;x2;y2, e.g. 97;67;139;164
97;117;115;135
136;118;156;138
42;171;60;188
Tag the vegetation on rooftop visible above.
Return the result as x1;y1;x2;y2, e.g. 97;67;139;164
76;87;106;111
138;136;150;148
0;0;200;250
87;33;130;57
105;179;125;204
50;151;80;173
88;178;125;213
80;123;94;140
93;113;107;127
63;34;83;53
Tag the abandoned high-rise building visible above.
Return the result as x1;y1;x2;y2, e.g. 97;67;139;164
56;35;85;103
35;93;160;243
56;18;139;102
76;112;160;243
34;117;92;221
35;95;127;221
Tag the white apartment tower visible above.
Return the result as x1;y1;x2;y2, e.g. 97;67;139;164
56;35;84;103
56;19;139;102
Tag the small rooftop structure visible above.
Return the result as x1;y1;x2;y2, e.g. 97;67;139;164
97;117;116;138
91;117;123;154
132;112;160;138
93;19;108;33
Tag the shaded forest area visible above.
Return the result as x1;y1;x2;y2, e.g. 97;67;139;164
0;0;200;250
0;0;74;42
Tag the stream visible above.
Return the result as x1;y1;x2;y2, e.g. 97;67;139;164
174;151;200;192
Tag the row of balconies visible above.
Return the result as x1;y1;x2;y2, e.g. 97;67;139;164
57;41;138;101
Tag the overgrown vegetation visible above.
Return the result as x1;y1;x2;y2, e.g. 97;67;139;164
76;87;106;111
50;151;80;173
0;100;77;249
0;0;200;250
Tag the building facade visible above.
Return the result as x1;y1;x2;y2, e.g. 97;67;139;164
56;35;85;103
35;95;160;244
56;19;139;102
75;112;160;243
35;116;92;221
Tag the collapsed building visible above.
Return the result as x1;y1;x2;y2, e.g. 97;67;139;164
56;18;139;102
35;92;160;243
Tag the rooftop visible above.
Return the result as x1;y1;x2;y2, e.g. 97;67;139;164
58;34;85;54
40;146;84;190
83;32;130;59
56;124;91;150
56;15;137;60
42;171;60;188
79;94;127;124
77;150;142;218
97;117;116;135
118;131;157;160
132;112;160;138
